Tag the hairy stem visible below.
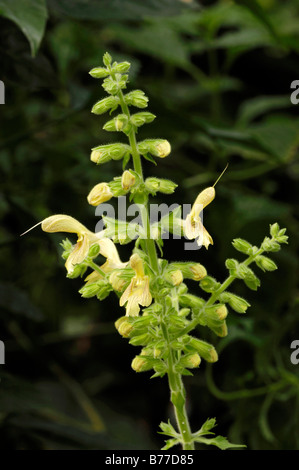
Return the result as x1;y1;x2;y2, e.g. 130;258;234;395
114;74;193;448
116;81;160;274
160;300;195;450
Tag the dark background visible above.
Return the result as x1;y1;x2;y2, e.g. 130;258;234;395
0;0;298;450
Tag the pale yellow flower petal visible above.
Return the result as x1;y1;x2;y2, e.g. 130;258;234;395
190;187;215;218
42;214;87;234
98;238;127;270
87;183;113;206
65;234;90;273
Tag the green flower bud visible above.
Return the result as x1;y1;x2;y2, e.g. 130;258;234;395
236;265;261;290
118;321;134;338
165;269;183;286
111;61;131;74
121;170;136;190
67;264;87;279
131;355;153;372
270;223;280;238
211;322;228;338
200;276;221;293
91;96;119;115
90;143;131;164
188;337;218;363
88;244;101;258
255;255;278;272
145;177;177;195
138;139;171;158
89;67;109;78
232;238;253;255
115;316;127;329
102;77;121;95
103;114;129;132
108;176;127;197
103;52;112;67
205;304;228;322
220;292;250;314
79;282;101;298
129;333;151;346
261;237;281;252
179;353;201;369
179;294;205;310
178;308;190;317
124;90;149;108
177;283;188;295
225;258;239;271
130;112;156;127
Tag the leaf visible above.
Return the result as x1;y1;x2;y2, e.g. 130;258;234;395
234;0;279;42
0;0;48;56
48;0;196;21
213;28;272;51
249;117;299;162
237;96;292;127
159;420;179;438
161;438;181;450
223;187;290;226
196;435;246;450
110;23;189;68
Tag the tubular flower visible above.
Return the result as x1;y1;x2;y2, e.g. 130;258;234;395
184;187;215;249
119;253;152;317
87;183;113;206
96;238;128;273
41;215;110;274
84;238;128;283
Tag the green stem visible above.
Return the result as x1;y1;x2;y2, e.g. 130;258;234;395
112;70;193;448
116;83;159;274
161;315;195;450
87;260;107;277
181;247;265;336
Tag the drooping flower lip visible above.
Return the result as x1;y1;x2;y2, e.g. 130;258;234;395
184;187;215;249
119;253;152;316
40;214;125;274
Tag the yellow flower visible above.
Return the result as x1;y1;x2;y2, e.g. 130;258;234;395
87;183;113;206
41;214;123;275
96;238;128;273
121;170;136;191
84;238;128;284
119;253;152;317
156;140;171;158
184;187;215;249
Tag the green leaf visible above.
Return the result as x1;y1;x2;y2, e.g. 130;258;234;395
48;0;196;21
249;117;299;162
196;435;246;450
159;420;179;438
161;438;181;450
234;0;279;42
110;23;190;68
237;95;292;127
0;0;48;56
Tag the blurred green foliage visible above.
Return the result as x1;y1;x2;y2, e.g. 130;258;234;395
0;0;298;450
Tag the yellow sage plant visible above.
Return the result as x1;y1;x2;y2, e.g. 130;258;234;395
35;53;288;450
